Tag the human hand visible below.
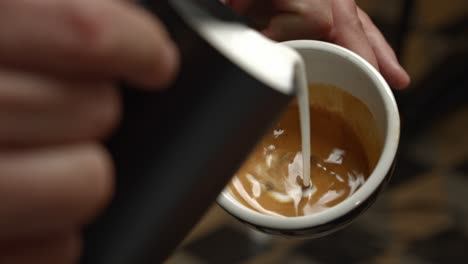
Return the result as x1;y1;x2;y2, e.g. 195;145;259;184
227;0;410;89
0;0;178;263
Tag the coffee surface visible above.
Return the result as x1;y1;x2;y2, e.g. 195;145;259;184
229;85;370;217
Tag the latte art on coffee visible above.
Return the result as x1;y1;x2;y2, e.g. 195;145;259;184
228;85;371;217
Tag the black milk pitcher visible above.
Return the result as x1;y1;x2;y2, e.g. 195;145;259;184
82;0;305;263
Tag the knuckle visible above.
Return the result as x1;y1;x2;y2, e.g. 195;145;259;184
350;15;364;29
316;15;333;38
303;10;333;38
299;1;334;39
343;0;362;28
62;0;113;59
357;8;373;28
343;0;358;7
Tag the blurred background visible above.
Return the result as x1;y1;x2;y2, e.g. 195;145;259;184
166;0;468;263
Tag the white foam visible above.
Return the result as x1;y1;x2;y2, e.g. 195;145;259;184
263;144;276;155
231;177;284;217
265;154;273;168
288;152;303;181
324;148;345;164
268;191;294;202
336;174;345;182
273;129;284;138
302;190;345;214
347;171;365;196
302;185;317;200
246;173;262;198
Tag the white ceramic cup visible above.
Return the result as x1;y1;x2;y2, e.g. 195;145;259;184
217;40;400;237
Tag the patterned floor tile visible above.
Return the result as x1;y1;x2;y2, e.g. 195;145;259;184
417;0;468;28
387;154;431;188
292;225;388;264
404;105;468;167
183;226;271;264
241;236;302;264
351;195;392;238
405;227;468;264
286;254;322;264
404;130;442;166
445;170;468;234
387;172;452;242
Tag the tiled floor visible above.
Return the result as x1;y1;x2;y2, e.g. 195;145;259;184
166;0;468;263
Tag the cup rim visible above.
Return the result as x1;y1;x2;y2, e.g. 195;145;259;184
217;40;400;230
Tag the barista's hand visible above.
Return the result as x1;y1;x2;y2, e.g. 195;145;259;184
227;0;410;89
0;0;178;263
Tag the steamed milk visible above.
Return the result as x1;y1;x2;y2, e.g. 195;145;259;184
228;84;372;217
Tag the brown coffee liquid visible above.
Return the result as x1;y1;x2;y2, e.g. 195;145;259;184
228;88;370;217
